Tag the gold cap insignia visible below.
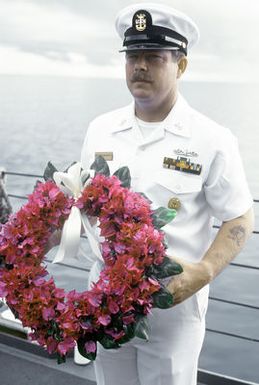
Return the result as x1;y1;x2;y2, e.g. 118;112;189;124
135;13;147;31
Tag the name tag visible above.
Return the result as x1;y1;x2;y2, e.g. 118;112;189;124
95;152;114;161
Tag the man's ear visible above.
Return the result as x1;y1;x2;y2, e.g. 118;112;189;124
177;57;188;78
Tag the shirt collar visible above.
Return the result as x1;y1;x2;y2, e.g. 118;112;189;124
111;94;191;138
111;102;135;133
163;94;191;138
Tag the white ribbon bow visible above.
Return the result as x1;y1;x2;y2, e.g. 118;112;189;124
52;162;103;265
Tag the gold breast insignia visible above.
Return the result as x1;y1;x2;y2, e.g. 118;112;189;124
163;156;202;175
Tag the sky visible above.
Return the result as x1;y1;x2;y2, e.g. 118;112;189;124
0;0;258;82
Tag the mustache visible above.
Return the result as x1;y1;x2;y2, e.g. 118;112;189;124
130;72;152;82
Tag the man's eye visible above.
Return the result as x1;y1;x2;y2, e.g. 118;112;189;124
126;54;137;61
147;54;163;61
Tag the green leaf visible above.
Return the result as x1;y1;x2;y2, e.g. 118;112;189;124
152;287;174;309
77;338;96;361
162;233;169;250
152;257;183;279
113;166;131;188
134;316;150;341
152;207;177;229
57;354;66;364
43;161;58;182
99;335;120;349
81;172;90;186
118;323;135;345
138;192;152;204
90;155;110;176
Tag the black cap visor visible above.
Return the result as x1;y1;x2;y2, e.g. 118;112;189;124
121;29;187;55
119;43;180;52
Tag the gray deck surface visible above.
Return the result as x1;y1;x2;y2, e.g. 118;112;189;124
0;341;95;385
0;339;206;385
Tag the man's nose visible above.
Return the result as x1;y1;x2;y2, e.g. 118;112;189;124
134;54;148;70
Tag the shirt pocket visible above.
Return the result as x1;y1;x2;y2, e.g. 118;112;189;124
154;169;202;195
148;169;203;212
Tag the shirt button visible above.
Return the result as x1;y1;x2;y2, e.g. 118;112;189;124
175;122;183;130
174;184;182;192
168;197;181;210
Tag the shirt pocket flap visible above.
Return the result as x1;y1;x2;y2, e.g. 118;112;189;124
155;170;202;194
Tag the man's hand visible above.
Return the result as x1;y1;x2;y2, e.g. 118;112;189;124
166;257;210;306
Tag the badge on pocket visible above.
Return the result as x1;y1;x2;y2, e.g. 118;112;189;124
95;152;113;161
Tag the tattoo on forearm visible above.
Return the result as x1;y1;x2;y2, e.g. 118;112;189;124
228;225;246;247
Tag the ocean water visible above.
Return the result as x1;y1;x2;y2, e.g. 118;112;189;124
1;76;258;198
0;75;259;382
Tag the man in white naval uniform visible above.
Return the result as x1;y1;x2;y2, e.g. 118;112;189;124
81;3;254;385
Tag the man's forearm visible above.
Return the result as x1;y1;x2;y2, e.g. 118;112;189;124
199;207;254;284
167;207;254;305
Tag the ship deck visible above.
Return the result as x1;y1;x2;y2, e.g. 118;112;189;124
0;326;257;385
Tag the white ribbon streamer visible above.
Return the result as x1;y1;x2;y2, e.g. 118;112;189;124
81;214;104;262
52;162;103;265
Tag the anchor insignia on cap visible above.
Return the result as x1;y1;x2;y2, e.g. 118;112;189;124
135;13;147;31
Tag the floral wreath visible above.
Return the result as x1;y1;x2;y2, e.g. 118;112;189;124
0;157;182;363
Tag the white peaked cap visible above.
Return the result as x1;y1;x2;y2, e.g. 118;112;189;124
115;3;200;55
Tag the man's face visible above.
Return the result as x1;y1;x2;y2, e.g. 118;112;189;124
125;50;180;105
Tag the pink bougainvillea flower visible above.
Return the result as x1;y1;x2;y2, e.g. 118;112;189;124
42;307;56;321
0;281;8;297
98;314;111;326
85;340;96;353
57;337;76;356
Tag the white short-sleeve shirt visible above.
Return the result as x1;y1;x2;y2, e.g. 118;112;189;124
81;94;253;263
